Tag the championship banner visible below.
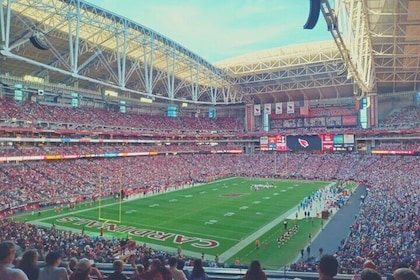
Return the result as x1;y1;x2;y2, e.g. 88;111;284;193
299;100;309;116
254;104;261;116
370;95;376;126
245;104;253;131
264;103;272;115
275;102;283;114
287;102;294;114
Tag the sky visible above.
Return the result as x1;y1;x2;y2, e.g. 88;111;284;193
86;0;332;63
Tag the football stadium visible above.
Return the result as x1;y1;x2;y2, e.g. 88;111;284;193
0;1;419;280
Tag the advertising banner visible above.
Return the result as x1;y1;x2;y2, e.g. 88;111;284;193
320;134;334;151
342;115;358;126
260;136;269;151
275;135;288;151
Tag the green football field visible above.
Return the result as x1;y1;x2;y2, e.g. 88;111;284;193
18;177;334;269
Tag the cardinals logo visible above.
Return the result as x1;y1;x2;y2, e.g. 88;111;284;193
298;138;309;148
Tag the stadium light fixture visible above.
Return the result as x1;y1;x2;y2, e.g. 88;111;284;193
140;97;153;103
104;90;118;97
23;75;44;84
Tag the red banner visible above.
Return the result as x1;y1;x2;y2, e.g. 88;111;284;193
245;104;253;131
370;95;376;127
342;115;358;126
275;135;288;151
320;133;334;151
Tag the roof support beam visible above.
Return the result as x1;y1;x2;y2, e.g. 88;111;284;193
165;47;176;100
320;0;376;94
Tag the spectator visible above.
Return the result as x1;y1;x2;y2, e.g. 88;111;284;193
393;268;419;280
106;260;127;280
361;268;382;280
363;260;377;270
0;241;28;280
17;249;39;280
130;264;145;280
69;258;92;280
39;251;68;280
318;255;339;280
168;257;187;280
67;257;78;275
243;260;267;280
137;259;164;280
88;261;104;280
187;258;208;280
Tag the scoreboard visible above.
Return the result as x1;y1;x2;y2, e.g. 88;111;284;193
276;135;288;151
333;134;355;151
260;134;355;152
260;135;288;151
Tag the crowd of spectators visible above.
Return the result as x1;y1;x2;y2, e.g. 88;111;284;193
371;142;420;152
2;96;419;136
0;96;419;277
0;143;242;158
0;152;419;276
0;97;243;133
379;106;420;128
270;105;420;133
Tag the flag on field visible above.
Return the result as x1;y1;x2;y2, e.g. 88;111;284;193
287;102;294;114
299;100;309;115
264;103;272;114
275;102;282;114
254;104;261;116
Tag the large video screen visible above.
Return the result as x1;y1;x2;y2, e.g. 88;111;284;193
286;135;322;151
333;134;344;145
167;106;178;117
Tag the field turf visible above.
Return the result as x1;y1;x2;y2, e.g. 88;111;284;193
17;177;331;269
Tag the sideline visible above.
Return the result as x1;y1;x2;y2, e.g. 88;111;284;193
219;182;336;262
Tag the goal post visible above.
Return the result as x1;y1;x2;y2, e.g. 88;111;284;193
97;168;123;225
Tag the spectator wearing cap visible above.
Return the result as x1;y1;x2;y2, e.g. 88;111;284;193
0;241;28;280
38;251;68;280
318;255;339;280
